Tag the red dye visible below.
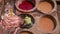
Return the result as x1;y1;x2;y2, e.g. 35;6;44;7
18;1;33;10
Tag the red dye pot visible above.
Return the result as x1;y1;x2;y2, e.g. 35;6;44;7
18;1;33;10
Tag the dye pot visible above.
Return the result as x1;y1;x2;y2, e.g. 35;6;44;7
18;14;35;29
16;31;33;34
36;15;58;33
15;0;37;13
37;0;57;14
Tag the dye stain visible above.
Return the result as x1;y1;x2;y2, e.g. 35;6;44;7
18;1;33;10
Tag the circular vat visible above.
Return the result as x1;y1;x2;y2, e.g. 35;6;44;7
37;0;57;14
16;30;33;34
36;15;58;33
18;14;35;29
15;0;37;13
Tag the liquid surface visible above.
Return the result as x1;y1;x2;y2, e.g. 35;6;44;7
18;1;33;10
37;2;52;13
37;17;54;32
